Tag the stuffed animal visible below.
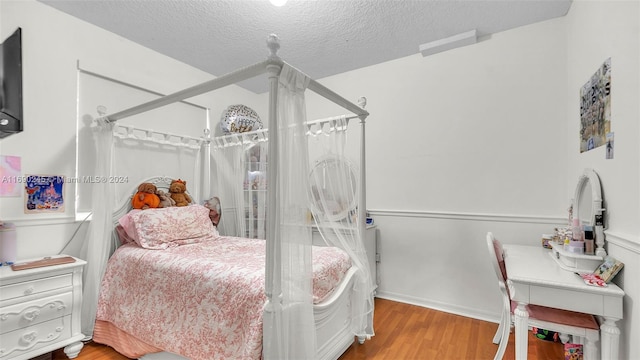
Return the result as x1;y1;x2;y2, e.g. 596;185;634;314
156;189;176;208
132;182;161;210
169;179;192;207
203;196;221;227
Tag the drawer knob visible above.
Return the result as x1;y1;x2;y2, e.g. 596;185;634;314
23;286;34;295
20;331;37;345
23;309;40;322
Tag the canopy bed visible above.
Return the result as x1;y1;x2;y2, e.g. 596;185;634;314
80;34;374;360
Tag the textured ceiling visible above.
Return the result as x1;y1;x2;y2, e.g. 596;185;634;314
39;0;572;93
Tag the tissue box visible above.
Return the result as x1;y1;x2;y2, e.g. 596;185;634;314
564;343;583;360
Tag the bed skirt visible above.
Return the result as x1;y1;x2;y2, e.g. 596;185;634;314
93;320;164;358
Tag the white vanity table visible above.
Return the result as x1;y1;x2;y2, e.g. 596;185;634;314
505;168;625;360
504;245;624;360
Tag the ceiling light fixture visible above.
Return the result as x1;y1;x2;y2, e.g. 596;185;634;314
269;0;287;6
419;29;478;57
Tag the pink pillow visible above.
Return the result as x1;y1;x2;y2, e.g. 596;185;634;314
118;209;141;242
119;205;219;249
115;224;135;245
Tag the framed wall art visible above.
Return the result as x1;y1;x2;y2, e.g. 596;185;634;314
579;58;611;153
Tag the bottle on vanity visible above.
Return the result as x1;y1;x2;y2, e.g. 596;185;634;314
584;225;595;255
568;218;584;254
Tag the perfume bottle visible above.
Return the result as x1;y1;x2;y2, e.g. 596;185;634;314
572;218;582;241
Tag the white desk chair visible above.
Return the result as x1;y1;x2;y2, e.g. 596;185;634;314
486;232;600;360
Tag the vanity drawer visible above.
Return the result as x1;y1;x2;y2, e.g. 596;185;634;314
0;315;72;359
0;291;73;335
0;274;72;302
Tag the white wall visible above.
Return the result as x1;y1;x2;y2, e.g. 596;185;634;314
0;0;258;259
565;1;639;358
312;21;569;217
306;15;570;321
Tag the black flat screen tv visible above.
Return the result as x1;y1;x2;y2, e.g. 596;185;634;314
0;27;23;139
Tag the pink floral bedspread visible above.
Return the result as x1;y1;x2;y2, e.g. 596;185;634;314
95;236;351;360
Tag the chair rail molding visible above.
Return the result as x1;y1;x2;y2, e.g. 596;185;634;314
3;216;79;227
604;231;640;254
368;209;566;225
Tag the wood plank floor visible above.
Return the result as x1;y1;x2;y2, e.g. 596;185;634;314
52;298;563;360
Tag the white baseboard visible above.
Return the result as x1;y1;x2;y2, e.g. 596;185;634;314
375;291;501;325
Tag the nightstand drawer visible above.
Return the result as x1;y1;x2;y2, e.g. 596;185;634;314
0;291;73;335
0;274;72;302
0;315;72;359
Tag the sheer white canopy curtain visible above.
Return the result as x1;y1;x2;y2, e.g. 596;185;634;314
79;119;113;338
308;117;375;340
80;120;204;338
210;64;374;358
211;129;268;238
262;64;317;360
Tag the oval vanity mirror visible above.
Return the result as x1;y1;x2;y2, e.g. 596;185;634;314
573;168;606;256
573;168;603;227
576;179;593;226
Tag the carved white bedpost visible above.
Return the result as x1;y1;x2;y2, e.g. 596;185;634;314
357;96;368;280
356;96;370;345
263;33;283;360
267;33;280;62
97;105;108;117
201;127;211;202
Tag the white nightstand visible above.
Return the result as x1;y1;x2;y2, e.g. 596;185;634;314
0;256;86;360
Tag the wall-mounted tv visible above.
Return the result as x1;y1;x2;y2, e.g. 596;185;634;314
0;27;23;139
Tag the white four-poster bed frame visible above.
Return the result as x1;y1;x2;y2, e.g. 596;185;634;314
98;34;371;360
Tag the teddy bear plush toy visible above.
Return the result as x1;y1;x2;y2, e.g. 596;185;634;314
156;189;176;208
169;179;192;207
132;182;161;210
